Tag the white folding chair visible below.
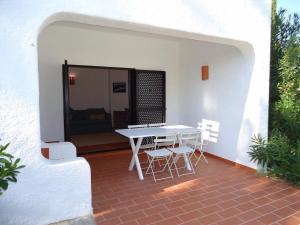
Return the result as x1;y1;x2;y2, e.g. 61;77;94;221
193;119;220;165
197;122;203;130
127;124;154;168
128;124;156;150
144;134;176;182
168;132;200;176
148;123;168;148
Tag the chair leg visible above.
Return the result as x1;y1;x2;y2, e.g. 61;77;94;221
190;147;199;161
145;157;154;175
140;151;149;169
149;158;157;182
145;154;175;182
161;157;169;172
188;153;196;174
165;155;174;179
194;153;201;166
194;151;208;166
173;153;195;177
171;154;183;177
190;151;197;160
202;152;208;164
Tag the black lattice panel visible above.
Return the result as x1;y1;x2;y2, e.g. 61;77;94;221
135;70;165;146
136;72;164;109
137;110;163;124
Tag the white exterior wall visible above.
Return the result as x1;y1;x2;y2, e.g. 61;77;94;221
39;23;180;141
179;40;255;167
0;1;271;225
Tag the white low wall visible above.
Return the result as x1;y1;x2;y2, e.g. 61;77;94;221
0;155;92;225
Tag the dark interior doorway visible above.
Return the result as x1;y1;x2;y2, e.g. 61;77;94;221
62;60;166;154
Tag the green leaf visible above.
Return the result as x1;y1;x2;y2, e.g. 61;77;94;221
0;180;8;190
0;143;25;195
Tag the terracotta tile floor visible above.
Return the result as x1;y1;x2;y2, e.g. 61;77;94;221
84;150;300;225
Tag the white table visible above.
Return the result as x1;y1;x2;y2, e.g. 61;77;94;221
115;125;201;181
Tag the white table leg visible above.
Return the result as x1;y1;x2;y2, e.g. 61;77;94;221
128;137;144;180
129;138;136;170
183;154;192;171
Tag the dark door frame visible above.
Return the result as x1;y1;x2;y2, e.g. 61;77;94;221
62;60;166;142
62;60;70;141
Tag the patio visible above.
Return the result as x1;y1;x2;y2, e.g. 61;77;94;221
85;151;300;225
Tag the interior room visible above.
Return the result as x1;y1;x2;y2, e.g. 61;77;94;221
68;66;129;154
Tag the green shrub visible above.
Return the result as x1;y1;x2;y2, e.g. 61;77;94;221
248;132;300;186
0;143;25;195
263;3;300;187
272;35;300;144
248;134;269;168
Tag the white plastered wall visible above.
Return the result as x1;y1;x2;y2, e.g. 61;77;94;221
38;23;180;141
178;40;255;167
0;1;271;225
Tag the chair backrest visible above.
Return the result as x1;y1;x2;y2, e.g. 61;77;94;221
201;119;220;143
197;122;203;130
153;134;176;149
127;124;151;147
178;131;201;148
148;123;167;127
128;124;147;129
201;119;219;132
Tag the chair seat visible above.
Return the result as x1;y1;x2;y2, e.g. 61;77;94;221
145;149;172;157
168;146;194;154
140;143;155;149
186;140;197;147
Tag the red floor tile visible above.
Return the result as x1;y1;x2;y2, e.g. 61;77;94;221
258;213;282;224
85;150;300;225
178;210;203;222
254;204;277;215
155;216;182;225
161;207;186;219
217;216;243;225
237;209;261;222
217;207;241;219
278;216;300;225
137;213;164;225
197;213;222;224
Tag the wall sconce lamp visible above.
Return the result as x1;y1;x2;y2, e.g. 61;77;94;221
202;65;209;80
69;74;76;85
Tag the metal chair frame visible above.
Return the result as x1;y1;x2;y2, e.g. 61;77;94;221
169;132;200;176
192;119;220;166
144;134;176;182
